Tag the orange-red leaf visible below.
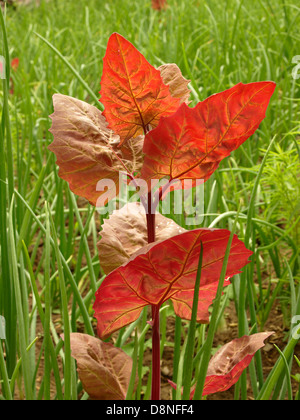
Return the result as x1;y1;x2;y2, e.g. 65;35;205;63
93;229;252;339
11;57;19;71
141;82;276;184
48;94;144;206
67;333;137;400
100;33;181;146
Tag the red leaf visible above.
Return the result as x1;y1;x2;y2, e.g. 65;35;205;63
100;33;181;146
141;82;276;185
66;333;137;400
169;332;274;398
151;0;168;10
200;332;274;396
11;57;19;72
93;229;252;339
171;282;224;323
171;332;274;398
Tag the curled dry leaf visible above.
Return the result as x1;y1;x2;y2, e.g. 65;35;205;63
97;202;186;274
93;229;253;339
141;81;276;186
67;333;137;400
170;332;274;398
100;33;181;146
48;94;144;206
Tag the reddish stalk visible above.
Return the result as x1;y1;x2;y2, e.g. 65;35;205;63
145;191;161;399
151;305;161;400
146;192;156;244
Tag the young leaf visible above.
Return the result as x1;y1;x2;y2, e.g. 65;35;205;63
48;94;144;206
67;333;137;400
141;82;276;185
100;33;181;146
98;202;186;274
93;229;252;339
169;332;274;398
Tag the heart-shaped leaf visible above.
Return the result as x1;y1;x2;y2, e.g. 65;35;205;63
98;202;186;274
48;94;144;206
141;82;276;185
93;229;252;339
169;332;274;398
100;33;181;146
67;333;137;400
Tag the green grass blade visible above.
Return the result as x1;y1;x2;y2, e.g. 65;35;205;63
34;31;102;107
273;344;293;400
8;196;33;400
22;240;64;400
193;209;240;400
257;325;300;400
13;187;94;336
172;316;182;400
125;328;139;400
48;202;72;400
182;242;203;400
0;339;13;400
43;203;51;400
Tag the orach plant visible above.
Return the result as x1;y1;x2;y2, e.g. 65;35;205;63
49;33;276;400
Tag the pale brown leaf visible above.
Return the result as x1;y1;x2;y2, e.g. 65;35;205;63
67;333;136;400
158;63;191;104
48;94;144;206
97;202;186;274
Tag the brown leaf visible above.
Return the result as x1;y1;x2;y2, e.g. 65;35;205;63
48;94;144;206
97;202;186;274
68;333;136;400
158;63;191;104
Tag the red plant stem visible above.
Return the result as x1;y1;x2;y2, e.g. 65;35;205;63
151;305;161;400
145;191;160;399
146;192;156;243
